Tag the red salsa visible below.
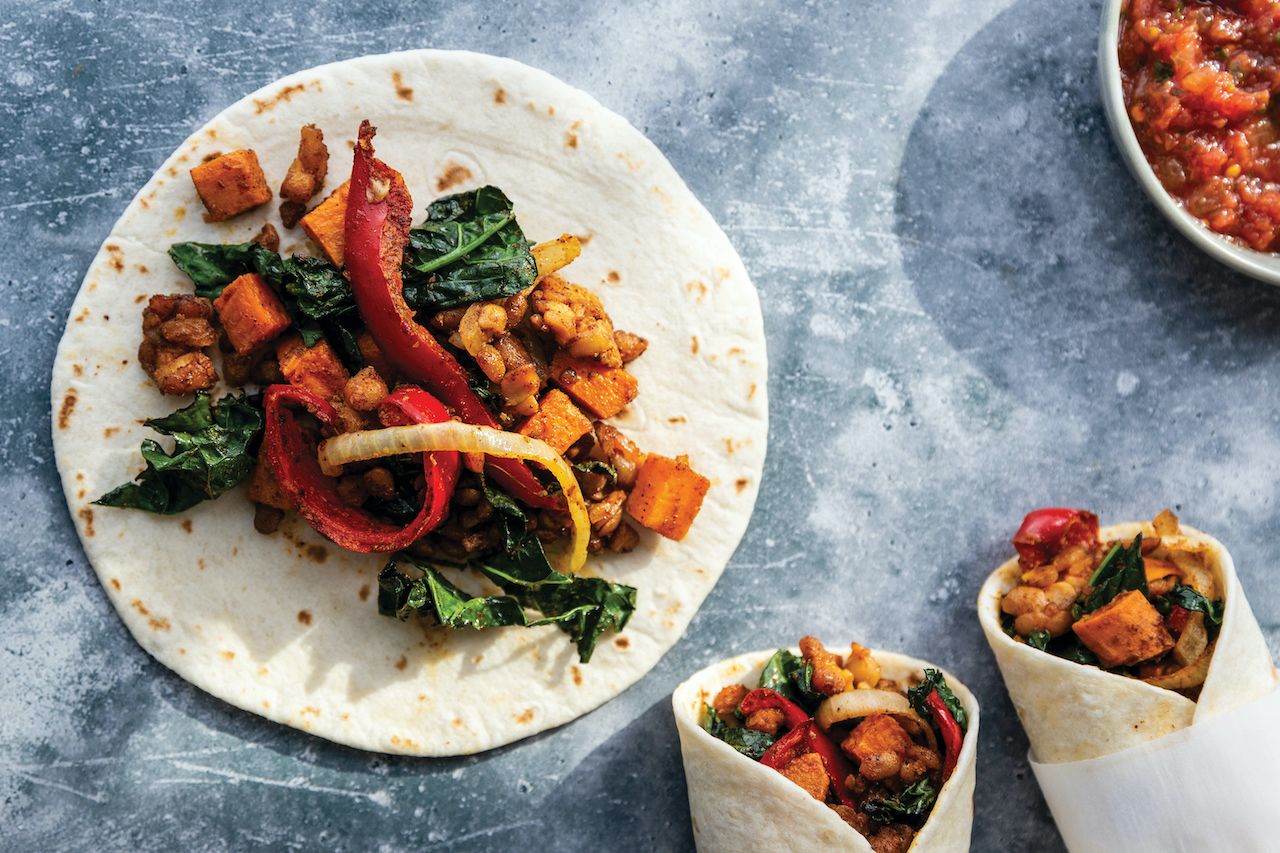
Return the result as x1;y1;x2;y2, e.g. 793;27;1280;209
1120;0;1280;251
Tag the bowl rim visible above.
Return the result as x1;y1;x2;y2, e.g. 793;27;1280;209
1097;0;1280;284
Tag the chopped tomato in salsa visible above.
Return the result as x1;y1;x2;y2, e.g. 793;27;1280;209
1120;0;1280;251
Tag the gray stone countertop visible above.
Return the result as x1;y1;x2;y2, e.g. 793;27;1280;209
3;0;1278;850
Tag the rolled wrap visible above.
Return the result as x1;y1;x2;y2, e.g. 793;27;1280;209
672;645;979;853
979;522;1279;852
978;522;1276;764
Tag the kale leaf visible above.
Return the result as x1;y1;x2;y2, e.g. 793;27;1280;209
93;392;264;515
907;668;968;732
379;475;636;663
401;186;538;311
167;241;281;300
756;648;824;713
862;779;938;827
701;704;778;761
1155;584;1224;626
1084;535;1147;614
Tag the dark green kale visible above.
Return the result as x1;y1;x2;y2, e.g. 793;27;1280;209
1154;584;1224;626
862;779;938;827
93;392;264;515
1084;535;1147;614
168;240;366;370
378;475;636;663
756;648;824;713
401;186;538;311
907;668;968;732
167;241;281;300
1028;629;1051;652
701;703;778;761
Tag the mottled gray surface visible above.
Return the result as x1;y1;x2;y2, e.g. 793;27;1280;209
3;0;1278;850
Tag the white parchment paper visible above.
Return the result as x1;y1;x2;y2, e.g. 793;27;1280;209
1030;687;1280;853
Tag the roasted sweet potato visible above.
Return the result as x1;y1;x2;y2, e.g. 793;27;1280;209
189;149;272;222
843;715;913;763
300;180;350;266
624;453;710;541
213;272;292;355
516;388;592;453
275;333;349;402
777;752;829;801
1071;589;1175;668
549;351;638;419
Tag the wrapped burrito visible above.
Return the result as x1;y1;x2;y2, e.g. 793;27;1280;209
672;637;978;852
978;508;1279;851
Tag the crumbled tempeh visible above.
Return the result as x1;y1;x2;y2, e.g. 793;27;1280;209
529;274;622;368
138;293;218;395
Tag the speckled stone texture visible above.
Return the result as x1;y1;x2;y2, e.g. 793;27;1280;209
2;1;1277;851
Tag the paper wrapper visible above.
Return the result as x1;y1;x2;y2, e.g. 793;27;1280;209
1029;687;1280;852
672;645;979;853
978;522;1279;851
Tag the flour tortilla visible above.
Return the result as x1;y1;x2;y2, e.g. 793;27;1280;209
51;50;767;756
978;522;1277;764
672;646;979;853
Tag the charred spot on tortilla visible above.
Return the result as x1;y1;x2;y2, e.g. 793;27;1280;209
736;479;749;494
395;656;408;671
77;506;94;536
297;610;312;626
181;519;192;533
58;390;77;428
391;72;413;102
252;83;307;114
434;162;472;192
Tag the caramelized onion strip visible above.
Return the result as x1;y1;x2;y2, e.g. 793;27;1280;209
319;422;588;573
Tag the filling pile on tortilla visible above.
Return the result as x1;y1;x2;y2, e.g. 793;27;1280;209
51;50;767;756
672;641;979;853
978;508;1277;764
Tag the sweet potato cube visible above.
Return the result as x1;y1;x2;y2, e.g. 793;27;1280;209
550;351;638;419
275;333;349;402
213;273;292;355
1071;589;1175;669
190;149;272;222
300;180;350;266
625;453;710;541
516;389;592;454
777;752;829;802
843;715;913;763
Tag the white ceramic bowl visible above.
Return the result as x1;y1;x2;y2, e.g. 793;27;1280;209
1098;0;1280;284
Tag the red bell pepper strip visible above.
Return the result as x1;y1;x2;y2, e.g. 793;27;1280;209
263;383;458;552
1012;507;1099;565
343;120;560;509
758;720;857;807
924;689;964;784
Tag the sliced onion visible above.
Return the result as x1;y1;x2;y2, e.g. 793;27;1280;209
815;689;912;731
319;421;589;574
1172;610;1208;668
1144;639;1215;691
